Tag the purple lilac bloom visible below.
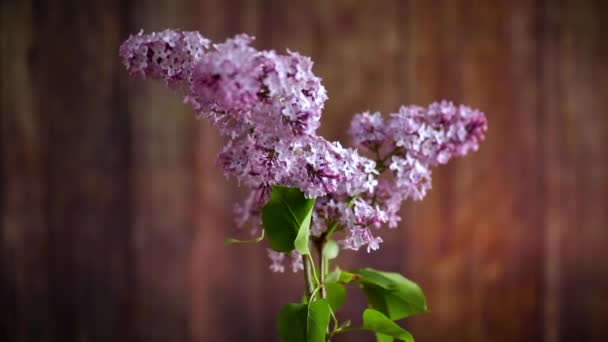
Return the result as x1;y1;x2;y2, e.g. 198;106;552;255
265;250;304;274
325;101;487;253
187;36;327;140
282;137;377;199
290;251;304;273
119;29;210;89
348;111;390;152
267;249;285;273
341;227;383;253
120;29;488;269
387;101;487;166
191;34;262;114
233;189;263;234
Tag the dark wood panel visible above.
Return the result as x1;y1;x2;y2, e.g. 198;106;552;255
551;1;608;341
2;0;134;341
1;0;607;341
1;1;52;340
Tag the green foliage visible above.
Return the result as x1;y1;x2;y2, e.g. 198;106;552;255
376;333;396;342
277;299;331;342
259;187;426;341
262;186;315;254
361;309;414;342
350;268;427;320
326;269;340;283
325;282;346;312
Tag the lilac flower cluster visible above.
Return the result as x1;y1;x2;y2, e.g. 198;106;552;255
324;102;487;252
119;30;210;89
120;30;487;273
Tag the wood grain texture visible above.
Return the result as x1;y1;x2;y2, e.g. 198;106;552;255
1;0;607;341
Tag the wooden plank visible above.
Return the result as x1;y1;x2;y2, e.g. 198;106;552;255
3;0;135;340
462;1;543;341
1;1;52;340
540;2;564;341
551;1;608;341
404;0;545;341
1;0;136;340
33;1;134;340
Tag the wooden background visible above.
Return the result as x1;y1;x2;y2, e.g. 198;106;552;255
2;0;607;341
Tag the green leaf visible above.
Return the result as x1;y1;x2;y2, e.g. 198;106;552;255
339;270;357;283
325;282;346;312
326;269;356;284
277;299;331;342
294;210;313;255
323;239;340;260
326;269;340;283
262;186;315;253
350;268;427;320
376;333;395;342
362;309;414;342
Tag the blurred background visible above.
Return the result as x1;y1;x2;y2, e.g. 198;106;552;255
2;0;607;341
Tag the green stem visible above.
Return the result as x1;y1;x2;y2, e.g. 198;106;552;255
224;229;265;245
306;253;320;287
316;240;327;299
325;221;340;237
375;146;403;173
302;254;314;299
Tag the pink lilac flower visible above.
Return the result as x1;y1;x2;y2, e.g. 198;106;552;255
340;227;383;253
265;250;303;274
389;155;432;201
217;134;282;191
189;35;263;123
257;50;328;137
373;179;405;228
310;196;388;253
233;190;263;234
348;111;389;152
188;36;327;140
351;199;388;228
387;101;487;166
289;251;304;273
119;29;210;89
282;137;377;199
309;197;344;236
267;249;285;273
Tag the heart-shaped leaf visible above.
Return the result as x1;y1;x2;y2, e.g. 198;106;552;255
262;186;315;254
350;268;427;320
277;299;331;342
325;282;346;312
362;309;414;342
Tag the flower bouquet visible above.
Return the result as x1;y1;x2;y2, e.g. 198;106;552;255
120;30;487;342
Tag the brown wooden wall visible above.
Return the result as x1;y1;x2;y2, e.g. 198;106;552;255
2;0;607;341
